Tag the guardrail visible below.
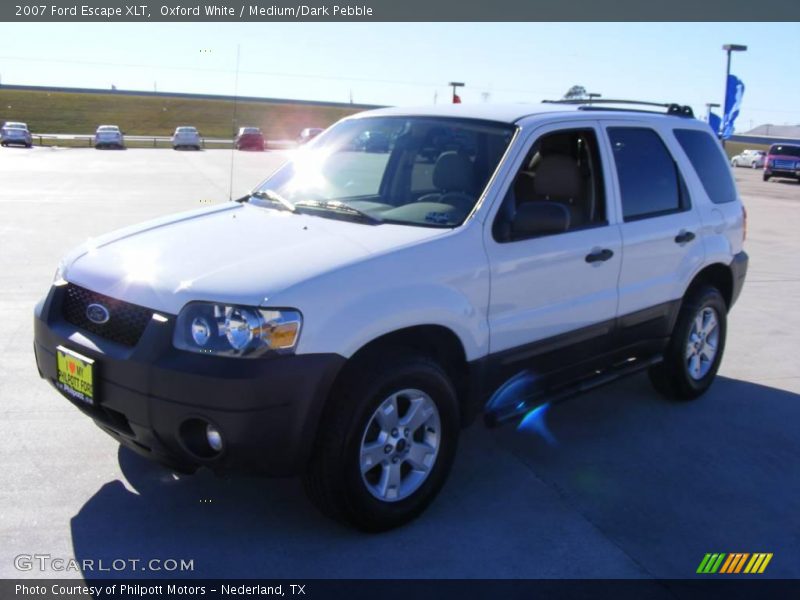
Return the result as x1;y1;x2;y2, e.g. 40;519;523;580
27;133;298;150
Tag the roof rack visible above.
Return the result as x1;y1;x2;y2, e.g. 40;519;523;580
542;98;694;118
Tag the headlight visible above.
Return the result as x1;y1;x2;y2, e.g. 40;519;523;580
173;303;302;357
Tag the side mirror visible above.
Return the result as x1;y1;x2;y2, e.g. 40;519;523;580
511;202;570;240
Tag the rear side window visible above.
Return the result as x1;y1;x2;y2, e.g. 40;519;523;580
674;129;737;204
607;127;687;221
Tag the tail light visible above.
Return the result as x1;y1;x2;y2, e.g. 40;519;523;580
742;205;748;242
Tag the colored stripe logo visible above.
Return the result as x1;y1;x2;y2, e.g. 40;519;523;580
697;553;772;574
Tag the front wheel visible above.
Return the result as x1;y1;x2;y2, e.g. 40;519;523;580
304;353;459;531
649;285;727;400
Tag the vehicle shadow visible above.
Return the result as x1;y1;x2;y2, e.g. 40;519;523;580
69;375;800;579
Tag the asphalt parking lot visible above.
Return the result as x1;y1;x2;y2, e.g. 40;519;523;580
1;146;798;580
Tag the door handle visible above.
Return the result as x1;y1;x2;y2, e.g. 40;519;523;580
674;230;696;244
585;248;614;263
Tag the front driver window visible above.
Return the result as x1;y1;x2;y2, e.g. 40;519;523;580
493;129;607;242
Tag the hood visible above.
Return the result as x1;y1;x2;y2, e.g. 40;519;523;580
63;202;446;314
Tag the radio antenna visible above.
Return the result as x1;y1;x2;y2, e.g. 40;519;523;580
228;44;241;201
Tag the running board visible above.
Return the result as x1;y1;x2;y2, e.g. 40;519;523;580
483;355;663;428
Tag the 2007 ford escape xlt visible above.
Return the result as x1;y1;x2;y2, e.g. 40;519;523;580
34;100;747;530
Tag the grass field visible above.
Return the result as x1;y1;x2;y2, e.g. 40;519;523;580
723;140;771;159
0;88;364;140
0;88;774;158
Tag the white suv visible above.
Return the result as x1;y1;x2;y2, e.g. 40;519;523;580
34;101;748;531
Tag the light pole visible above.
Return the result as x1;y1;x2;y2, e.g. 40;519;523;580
448;81;464;104
721;44;747;147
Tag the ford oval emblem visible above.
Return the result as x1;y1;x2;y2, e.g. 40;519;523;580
86;303;110;325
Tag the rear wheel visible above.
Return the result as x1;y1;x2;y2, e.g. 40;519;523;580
763;173;770;181
304;352;459;531
649;285;727;400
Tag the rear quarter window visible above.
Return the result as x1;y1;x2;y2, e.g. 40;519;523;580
673;129;737;204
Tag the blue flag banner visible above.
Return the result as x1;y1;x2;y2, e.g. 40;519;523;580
708;112;722;137
721;74;745;140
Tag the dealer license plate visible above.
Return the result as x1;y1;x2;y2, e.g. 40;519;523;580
56;346;95;405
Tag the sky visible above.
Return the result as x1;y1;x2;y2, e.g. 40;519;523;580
1;22;798;130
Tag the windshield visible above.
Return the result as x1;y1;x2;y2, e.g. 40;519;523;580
769;144;800;158
98;126;119;132
252;116;515;228
241;128;260;134
5;122;26;129
176;127;197;133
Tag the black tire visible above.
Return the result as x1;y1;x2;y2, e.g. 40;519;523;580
304;351;460;531
763;173;770;181
648;285;727;400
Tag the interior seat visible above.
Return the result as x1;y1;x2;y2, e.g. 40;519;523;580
418;151;476;213
528;154;586;228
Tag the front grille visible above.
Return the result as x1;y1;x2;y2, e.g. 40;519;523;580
61;283;153;346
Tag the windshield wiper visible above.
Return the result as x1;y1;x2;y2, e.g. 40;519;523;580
293;199;382;224
249;189;296;212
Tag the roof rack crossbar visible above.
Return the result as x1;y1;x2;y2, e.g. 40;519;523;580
542;98;694;118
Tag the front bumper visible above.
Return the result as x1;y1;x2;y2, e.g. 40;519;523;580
33;284;345;476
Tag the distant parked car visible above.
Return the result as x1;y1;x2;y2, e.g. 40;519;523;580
763;143;800;182
172;126;202;150
297;128;324;145
94;125;125;149
1;121;33;148
235;127;265;151
730;149;765;169
351;130;391;153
